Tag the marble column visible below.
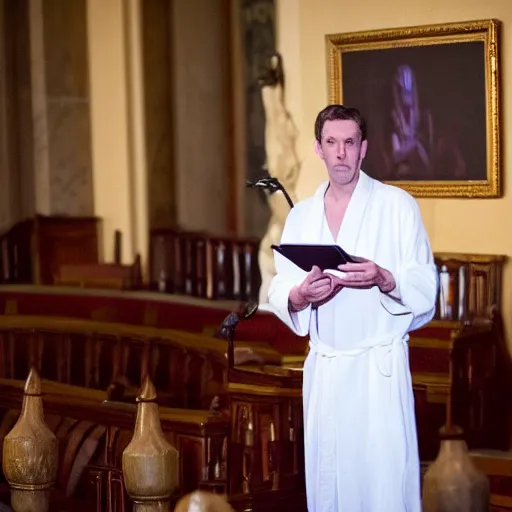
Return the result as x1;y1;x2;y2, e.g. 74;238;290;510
0;0;94;224
0;0;14;231
11;0;36;221
171;0;231;235
35;0;94;216
0;0;33;229
141;0;176;230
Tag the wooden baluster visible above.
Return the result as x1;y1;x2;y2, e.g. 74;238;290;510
268;420;278;490
422;426;489;511
182;234;196;296
174;490;234;511
288;401;299;474
231;240;242;301
239;239;260;303
174;232;185;294
210;238;225;299
195;235;208;298
114;229;122;265
242;414;254;494
122;376;179;511
2;367;58;512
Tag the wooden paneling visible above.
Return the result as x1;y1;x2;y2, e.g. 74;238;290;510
0;215;99;285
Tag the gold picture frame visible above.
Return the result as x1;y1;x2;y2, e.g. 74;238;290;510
326;19;502;198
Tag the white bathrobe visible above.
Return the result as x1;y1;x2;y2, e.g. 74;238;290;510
267;171;438;512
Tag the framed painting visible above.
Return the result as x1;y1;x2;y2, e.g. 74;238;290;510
326;19;502;198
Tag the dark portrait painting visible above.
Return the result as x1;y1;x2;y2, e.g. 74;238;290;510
326;20;502;198
342;42;485;182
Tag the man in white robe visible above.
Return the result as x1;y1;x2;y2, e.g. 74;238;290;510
267;105;438;511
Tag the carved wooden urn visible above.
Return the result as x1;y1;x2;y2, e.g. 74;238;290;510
122;376;179;511
2;368;58;512
422;425;489;512
174;490;234;512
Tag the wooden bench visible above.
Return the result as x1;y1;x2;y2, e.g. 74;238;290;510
0;314;305;512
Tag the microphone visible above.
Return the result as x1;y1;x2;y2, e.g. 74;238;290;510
245;176;295;209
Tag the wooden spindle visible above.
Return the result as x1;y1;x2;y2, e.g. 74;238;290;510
2;367;58;512
122;376;179;511
174;491;234;512
422;425;489;511
114;229;122;265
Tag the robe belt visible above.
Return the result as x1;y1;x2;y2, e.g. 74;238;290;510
308;334;409;378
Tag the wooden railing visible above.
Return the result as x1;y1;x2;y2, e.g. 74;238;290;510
148;229;261;303
2;217;505;320
0;218;261;297
148;234;508;324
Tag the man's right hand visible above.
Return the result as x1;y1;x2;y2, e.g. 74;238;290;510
288;266;342;311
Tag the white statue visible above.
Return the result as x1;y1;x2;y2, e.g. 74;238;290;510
257;54;301;304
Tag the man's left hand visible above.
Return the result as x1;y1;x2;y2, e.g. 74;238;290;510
333;259;396;293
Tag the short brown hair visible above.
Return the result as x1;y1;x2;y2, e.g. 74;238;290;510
314;104;367;142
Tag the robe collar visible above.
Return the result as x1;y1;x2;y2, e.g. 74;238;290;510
303;170;374;256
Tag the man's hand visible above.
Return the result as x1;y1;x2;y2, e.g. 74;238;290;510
332;258;396;293
289;266;342;311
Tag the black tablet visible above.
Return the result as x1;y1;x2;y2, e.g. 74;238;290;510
271;243;355;272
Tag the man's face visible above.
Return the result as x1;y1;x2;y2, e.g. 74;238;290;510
315;119;368;187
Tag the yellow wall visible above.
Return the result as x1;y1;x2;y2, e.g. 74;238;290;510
278;0;512;342
87;0;149;267
87;0;137;264
87;0;230;267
